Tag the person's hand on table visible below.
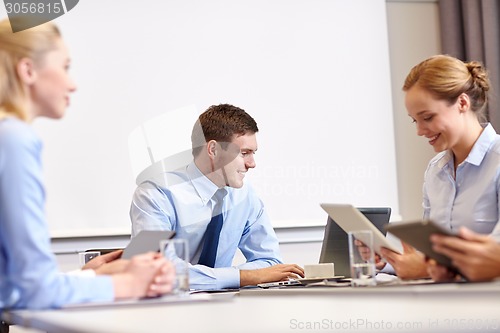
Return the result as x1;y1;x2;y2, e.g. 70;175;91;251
113;252;175;299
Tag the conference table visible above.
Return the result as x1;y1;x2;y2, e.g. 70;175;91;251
3;280;500;333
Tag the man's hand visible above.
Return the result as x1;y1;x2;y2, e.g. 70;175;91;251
380;242;428;280
240;264;305;287
431;227;500;281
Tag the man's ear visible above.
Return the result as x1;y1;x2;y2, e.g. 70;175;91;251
206;140;218;159
16;57;37;85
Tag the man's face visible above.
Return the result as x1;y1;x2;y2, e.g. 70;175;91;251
214;133;257;188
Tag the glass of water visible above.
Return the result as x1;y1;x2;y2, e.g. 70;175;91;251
160;238;190;295
348;230;377;287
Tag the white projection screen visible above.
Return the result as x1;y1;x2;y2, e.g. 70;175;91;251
0;0;399;236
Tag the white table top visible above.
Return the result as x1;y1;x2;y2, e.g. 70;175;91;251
4;281;500;333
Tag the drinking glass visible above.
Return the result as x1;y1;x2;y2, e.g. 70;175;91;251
160;239;190;295
348;230;376;287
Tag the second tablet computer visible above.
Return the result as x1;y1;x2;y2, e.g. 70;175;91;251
385;220;458;270
122;230;176;259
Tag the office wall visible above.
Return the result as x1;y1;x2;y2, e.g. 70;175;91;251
386;0;440;220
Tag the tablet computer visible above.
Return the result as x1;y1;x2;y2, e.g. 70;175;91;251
122;230;176;259
320;203;402;254
384;220;459;270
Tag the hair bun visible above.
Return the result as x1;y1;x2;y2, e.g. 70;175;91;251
467;61;490;92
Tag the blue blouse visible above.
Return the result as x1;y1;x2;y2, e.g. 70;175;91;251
0;118;113;310
423;123;500;241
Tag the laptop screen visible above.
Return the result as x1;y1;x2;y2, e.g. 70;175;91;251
319;207;391;277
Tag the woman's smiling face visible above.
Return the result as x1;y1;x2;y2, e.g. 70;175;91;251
405;83;465;153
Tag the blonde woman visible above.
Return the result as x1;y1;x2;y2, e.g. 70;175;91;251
0;18;174;311
381;55;500;281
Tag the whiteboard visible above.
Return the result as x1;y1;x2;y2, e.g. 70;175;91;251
1;0;399;237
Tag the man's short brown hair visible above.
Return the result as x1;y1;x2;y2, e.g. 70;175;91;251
191;104;258;156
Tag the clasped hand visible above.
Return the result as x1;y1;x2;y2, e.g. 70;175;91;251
83;250;175;298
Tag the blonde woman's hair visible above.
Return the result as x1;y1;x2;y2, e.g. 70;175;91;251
403;54;491;120
0;17;61;121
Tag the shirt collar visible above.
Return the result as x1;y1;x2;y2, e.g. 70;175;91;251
436;123;496;169
187;161;221;205
465;123;496;166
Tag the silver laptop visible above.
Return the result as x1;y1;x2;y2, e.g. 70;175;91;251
257;207;390;288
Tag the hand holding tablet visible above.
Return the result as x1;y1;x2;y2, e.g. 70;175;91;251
384;220;459;271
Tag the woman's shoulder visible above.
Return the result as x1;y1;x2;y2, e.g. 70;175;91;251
0;117;40;149
427;150;449;166
489;134;500;153
481;123;500;154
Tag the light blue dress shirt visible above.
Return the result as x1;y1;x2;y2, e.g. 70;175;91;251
0;118;113;310
130;162;283;290
423;123;500;241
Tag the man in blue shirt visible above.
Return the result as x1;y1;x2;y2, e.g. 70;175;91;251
130;104;304;290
